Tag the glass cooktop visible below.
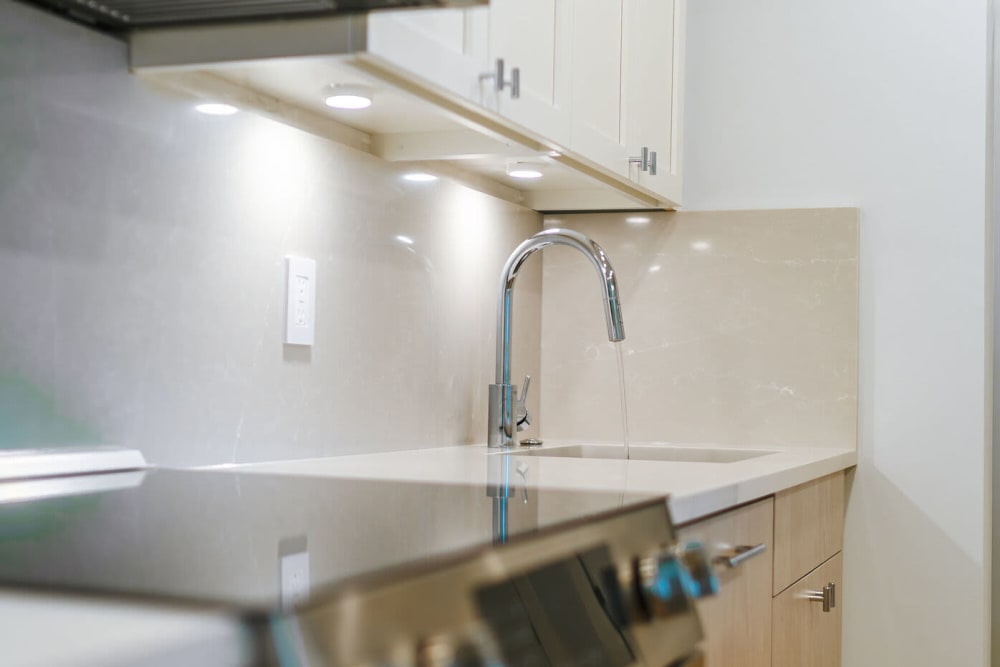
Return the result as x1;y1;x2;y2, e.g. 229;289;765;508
0;468;662;611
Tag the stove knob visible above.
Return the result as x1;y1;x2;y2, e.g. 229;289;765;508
677;541;720;599
636;551;698;619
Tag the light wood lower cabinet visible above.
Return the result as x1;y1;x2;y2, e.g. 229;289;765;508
676;470;848;667
772;553;843;667
677;498;773;667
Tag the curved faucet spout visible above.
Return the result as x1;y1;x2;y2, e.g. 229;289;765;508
489;228;625;448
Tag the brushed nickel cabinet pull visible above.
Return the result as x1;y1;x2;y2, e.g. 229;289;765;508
629;146;650;172
479;58;519;99
805;583;835;612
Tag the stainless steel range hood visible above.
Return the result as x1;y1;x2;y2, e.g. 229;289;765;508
21;0;485;32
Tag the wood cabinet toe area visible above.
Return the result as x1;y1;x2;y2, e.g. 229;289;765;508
676;470;847;667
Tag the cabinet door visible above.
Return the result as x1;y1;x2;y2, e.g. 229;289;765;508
568;0;629;176
367;7;490;102
773;472;845;595
772;553;843;667
489;0;572;146
622;0;684;201
676;499;773;667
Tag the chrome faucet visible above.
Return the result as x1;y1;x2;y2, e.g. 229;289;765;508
488;228;626;448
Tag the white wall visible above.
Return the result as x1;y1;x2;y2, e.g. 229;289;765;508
0;2;543;466
683;1;990;665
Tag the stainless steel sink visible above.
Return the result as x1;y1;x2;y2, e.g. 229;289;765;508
510;444;777;463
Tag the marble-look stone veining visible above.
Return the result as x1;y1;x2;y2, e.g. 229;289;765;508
540;209;858;449
0;1;542;466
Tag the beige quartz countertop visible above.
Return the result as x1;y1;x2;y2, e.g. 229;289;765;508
218;443;856;525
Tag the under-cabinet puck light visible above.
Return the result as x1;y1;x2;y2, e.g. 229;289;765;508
506;162;544;179
195;103;239;116
402;173;438;183
325;84;373;110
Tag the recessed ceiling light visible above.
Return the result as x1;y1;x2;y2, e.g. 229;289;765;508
402;172;438;183
195;103;238;116
325;84;373;110
649;264;662;273
626;216;651;224
395;235;415;245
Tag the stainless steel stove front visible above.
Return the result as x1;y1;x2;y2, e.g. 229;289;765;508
261;498;705;667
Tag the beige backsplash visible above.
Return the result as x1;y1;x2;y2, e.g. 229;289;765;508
539;208;858;449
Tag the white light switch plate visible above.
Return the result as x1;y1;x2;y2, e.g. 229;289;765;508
285;256;316;346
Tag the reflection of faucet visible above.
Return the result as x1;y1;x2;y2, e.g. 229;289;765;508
488;228;626;448
516;461;530;504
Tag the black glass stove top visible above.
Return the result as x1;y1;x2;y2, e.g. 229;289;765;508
0;468;661;611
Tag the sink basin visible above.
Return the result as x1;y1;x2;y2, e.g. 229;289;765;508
510;444;777;463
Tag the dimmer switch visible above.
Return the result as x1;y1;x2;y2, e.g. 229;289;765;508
285;256;316;346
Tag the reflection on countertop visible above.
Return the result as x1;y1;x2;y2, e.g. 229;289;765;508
0;468;658;610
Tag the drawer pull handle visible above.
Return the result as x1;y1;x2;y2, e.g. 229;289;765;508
805;582;836;612
713;543;767;569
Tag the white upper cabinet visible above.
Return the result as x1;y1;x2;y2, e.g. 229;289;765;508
487;0;572;147
622;0;684;203
368;0;575;148
367;7;490;102
538;0;686;206
129;0;685;210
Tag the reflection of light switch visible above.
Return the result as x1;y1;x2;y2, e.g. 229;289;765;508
279;539;310;610
285;256;316;346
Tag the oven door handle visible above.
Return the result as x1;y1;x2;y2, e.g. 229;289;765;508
712;543;768;569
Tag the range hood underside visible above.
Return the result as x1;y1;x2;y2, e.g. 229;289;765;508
20;0;484;31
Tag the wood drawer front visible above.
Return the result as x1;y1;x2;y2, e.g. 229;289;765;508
677;498;773;667
772;552;843;667
773;472;845;595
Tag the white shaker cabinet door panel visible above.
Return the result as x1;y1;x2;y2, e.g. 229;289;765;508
489;0;572;147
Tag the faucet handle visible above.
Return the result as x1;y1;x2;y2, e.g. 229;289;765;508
516;375;532;431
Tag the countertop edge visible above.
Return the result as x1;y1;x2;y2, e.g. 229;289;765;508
218;444;858;527
669;450;856;525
